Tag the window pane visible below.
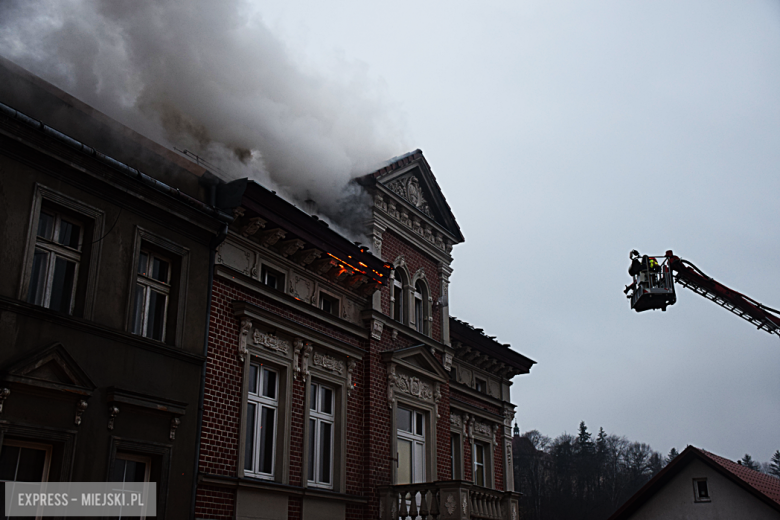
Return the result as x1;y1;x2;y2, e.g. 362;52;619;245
476;444;484;464
120;460;147;483
49;257;76;313
319;422;332;484
414;442;424;484
151;257;169;283
321;387;333;415
415;298;423;332
248;365;258;394
310;384;317;411
415;412;423;436
27;250;48;306
37;212;54;239
0;445;21;480
397;439;412;485
138;252;149;275
109;459;128;483
476;464;484;487
14;447;47;482
131;284;145;334
244;403;256;471
308;419;316;482
57;219;80;249
146;290;167;341
259;407;275;474
397;408;412;432
262;368;276;400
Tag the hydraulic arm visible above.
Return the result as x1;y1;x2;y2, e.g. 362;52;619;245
626;250;780;338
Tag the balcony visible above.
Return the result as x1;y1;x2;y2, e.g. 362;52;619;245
379;481;520;520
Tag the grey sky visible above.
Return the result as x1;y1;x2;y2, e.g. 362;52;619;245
2;0;778;463
257;0;780;463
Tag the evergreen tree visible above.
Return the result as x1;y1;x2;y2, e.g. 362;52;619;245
666;447;679;465
740;454;760;471
770;450;780;479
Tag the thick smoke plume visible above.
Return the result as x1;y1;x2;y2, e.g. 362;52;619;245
0;0;408;231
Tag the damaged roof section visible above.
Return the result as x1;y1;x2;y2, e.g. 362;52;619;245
216;178;391;294
450;317;536;379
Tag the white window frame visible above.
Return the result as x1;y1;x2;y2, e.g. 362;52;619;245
27;210;83;314
20;185;105;320
473;441;487;487
1;439;53;520
111;453;152;520
244;363;279;480
131;250;172;342
125;227;190;347
308;381;335;488
396;407;426;485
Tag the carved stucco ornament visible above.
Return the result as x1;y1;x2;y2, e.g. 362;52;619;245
170;417;181;440
450;413;462;428
253;330;290;355
0;388;10;414
443;352;453;371
240;216;266;237
108;405;120;430
302;343;313;379
238;317;252;362
462;494;468;515
313;352;345;375
371;319;384;341
387;176;433;218
445;494;456;515
74;400;88;426
293;338;305;380
347;359;357;396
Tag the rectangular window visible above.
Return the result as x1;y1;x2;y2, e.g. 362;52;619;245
396;407;425;485
475;378;486;394
245;364;278;479
26;209;83;314
474;443;486;487
109;453;152;520
693;478;710;502
308;382;334;487
393;279;404;323
414;292;423;333
261;266;284;291
131;250;171;342
319;293;339;316
0;439;52;520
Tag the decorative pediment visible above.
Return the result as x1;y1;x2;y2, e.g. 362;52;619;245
1;343;95;396
368;150;465;244
380;344;449;382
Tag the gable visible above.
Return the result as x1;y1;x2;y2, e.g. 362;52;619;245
1;343;96;396
381;344;449;382
369;150;464;243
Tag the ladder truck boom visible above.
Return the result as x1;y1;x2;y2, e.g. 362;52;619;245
625;249;780;338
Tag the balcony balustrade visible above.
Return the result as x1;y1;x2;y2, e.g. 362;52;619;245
379;481;520;520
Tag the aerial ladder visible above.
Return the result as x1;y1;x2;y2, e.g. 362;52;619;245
624;250;780;338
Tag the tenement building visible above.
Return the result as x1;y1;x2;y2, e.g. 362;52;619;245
196;151;536;520
0;56;230;518
0;56;536;520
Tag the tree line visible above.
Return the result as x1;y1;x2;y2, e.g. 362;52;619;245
513;421;780;520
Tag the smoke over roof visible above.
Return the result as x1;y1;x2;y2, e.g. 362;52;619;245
0;0;408;222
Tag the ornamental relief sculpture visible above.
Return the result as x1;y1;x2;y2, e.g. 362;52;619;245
313;352;345;375
387;363;435;407
387;176;433;218
253;330;290;355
